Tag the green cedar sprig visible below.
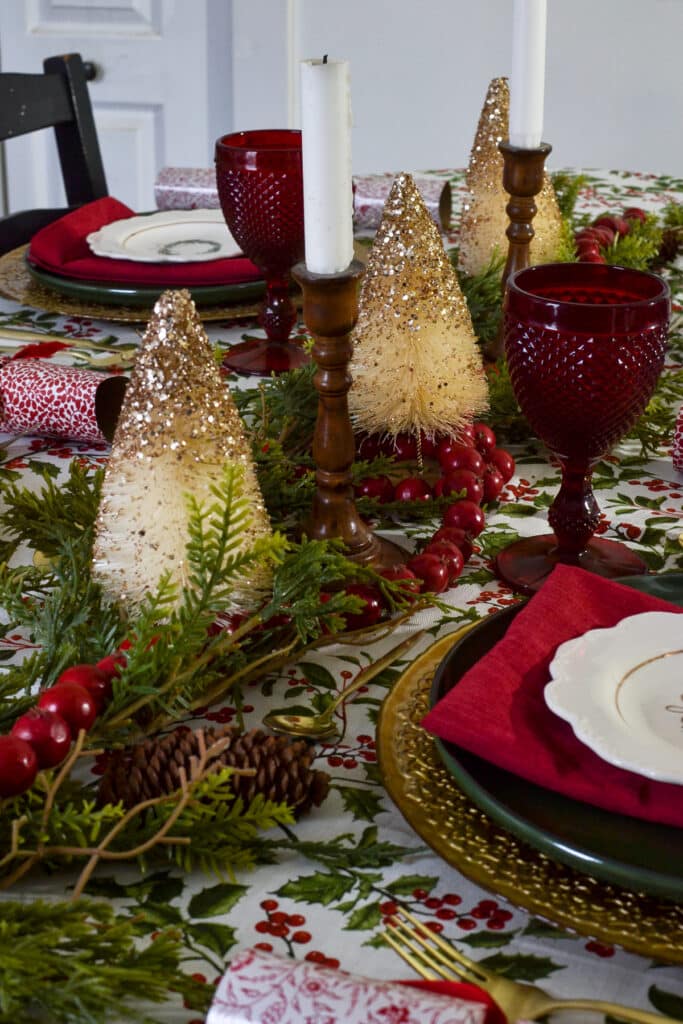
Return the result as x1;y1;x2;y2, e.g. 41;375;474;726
0;461;421;741
0;898;211;1023
607;213;663;270
662;201;683;228
0;760;293;886
452;249;504;349
551;171;588;220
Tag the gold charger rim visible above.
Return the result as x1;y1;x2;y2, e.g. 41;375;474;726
0;245;267;324
377;624;683;963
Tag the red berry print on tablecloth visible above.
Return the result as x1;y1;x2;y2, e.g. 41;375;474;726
254;899;338;966
380;888;514;937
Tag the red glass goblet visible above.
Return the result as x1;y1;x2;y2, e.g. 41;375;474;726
215;129;308;376
496;262;670;593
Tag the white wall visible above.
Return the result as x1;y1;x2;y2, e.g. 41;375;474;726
233;0;683;177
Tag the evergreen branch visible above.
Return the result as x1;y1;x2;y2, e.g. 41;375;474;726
0;461;102;558
453;250;505;348
0;732;294;891
550;171;588;220
0;899;211;1023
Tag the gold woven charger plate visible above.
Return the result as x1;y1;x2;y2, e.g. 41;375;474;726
0;246;267;324
377;625;683;963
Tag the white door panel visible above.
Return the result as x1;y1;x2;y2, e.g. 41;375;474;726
0;0;232;213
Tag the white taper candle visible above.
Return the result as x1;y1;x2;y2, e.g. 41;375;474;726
509;0;547;149
300;57;354;275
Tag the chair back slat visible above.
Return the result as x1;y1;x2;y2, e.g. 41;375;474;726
0;52;108;252
0;73;74;139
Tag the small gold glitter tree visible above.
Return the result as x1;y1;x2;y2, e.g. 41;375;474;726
348;173;488;442
92;289;271;613
458;77;562;277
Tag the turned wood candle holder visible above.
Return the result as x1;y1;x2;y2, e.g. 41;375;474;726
486;140;552;362
292;259;408;569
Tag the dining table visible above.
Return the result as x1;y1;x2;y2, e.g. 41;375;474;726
0;165;682;1024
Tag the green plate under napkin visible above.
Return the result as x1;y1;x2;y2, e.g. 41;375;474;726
430;573;683;901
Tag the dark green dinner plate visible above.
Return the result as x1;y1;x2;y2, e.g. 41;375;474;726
430;573;683;901
25;257;266;309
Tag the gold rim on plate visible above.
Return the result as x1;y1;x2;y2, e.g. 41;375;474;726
0;245;267;324
377;625;683;963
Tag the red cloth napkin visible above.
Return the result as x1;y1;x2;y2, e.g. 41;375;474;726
406;980;507;1024
422;564;683;827
27;197;262;288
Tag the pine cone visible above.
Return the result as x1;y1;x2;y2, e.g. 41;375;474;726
658;227;681;266
98;725;330;818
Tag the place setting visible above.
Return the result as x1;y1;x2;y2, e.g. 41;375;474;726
1;3;683;1023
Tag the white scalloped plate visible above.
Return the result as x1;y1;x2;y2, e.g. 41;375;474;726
86;210;242;263
545;611;683;783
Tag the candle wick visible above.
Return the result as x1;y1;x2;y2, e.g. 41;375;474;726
322;54;328;64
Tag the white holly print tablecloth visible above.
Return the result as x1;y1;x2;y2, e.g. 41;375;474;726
0;169;682;1023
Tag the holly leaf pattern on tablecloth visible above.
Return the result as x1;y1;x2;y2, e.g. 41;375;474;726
386;875;438;897
344;902;382;931
522;918;573;941
647;986;683;1020
480;952;565;981
299;661;339;689
188;883;248;919
336;785;385;822
186;921;238;959
276;870;356;906
462;930;518;949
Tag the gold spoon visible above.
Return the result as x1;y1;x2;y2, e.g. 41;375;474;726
263;630;426;739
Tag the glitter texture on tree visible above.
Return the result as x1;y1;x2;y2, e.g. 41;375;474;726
348;173;488;441
458;76;563;277
92;289;271;613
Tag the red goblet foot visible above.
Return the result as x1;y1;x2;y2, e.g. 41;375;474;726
495;534;647;595
222;337;310;376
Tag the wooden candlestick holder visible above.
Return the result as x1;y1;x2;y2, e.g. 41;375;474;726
486;140;552;361
292;259;407;569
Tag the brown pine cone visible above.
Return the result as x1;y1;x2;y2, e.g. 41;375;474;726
657;227;681;266
98;725;330;818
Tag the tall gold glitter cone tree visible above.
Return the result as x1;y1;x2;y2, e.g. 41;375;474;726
92;289;271;614
348;173;488;441
458;77;562;277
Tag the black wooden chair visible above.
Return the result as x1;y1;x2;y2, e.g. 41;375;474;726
0;53;108;255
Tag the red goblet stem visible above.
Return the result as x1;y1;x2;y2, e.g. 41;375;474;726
548;458;601;562
259;274;298;344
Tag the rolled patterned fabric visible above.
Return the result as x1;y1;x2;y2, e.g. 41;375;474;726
674;407;683;473
207;948;506;1024
0;358;128;444
352;173;452;232
154;167;452;233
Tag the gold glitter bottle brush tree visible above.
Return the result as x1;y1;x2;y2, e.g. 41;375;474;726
92;288;273;617
457;76;562;281
348;172;489;454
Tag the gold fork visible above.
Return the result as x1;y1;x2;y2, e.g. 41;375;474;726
384;906;677;1023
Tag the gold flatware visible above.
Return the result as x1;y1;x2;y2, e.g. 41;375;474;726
383;906;677;1024
263;630;425;739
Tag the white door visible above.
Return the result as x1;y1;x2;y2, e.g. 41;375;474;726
0;0;233;214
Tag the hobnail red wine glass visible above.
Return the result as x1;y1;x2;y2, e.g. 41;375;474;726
215;129;308;376
496;262;670;593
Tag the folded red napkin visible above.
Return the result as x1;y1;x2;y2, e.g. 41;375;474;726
27;197;262;288
422;564;683;827
207;948;507;1024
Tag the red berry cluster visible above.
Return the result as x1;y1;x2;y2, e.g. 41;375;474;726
381;888;513;933
0;641;133;799
574;207;647;263
254;898;339;968
353;423;515;600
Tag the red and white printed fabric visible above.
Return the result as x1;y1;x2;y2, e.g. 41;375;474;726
0;358;126;444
